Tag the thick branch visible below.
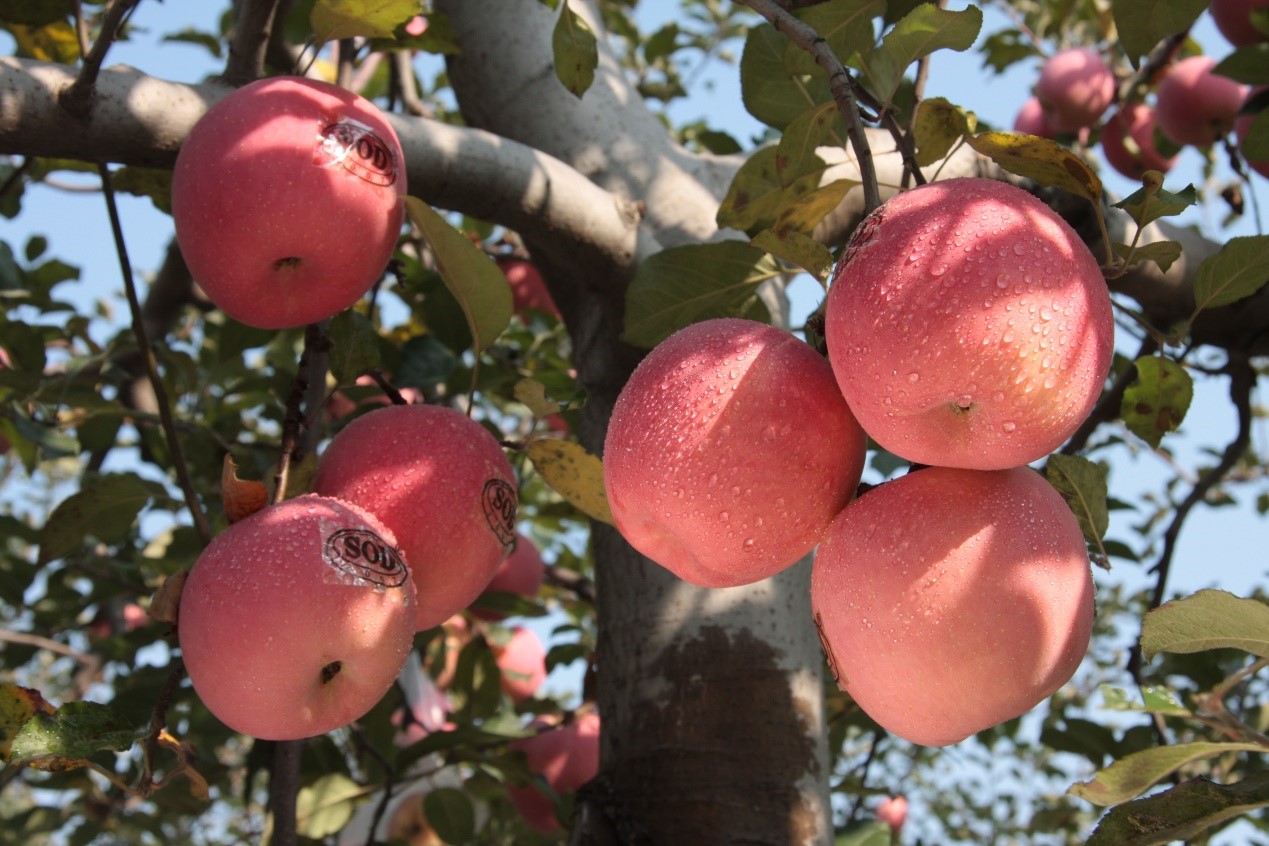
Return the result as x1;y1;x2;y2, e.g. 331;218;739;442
223;0;284;87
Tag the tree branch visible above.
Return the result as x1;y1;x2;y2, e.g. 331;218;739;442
222;0;284;87
59;0;139;119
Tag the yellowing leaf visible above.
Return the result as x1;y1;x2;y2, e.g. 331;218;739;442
526;439;614;525
966;131;1102;202
8;19;80;64
149;569;186;626
1070;741;1265;806
514;378;561;418
0;684;55;763
913;97;972;166
310;0;420;44
750;228;834;281
1085;772;1269;846
1120;355;1192;449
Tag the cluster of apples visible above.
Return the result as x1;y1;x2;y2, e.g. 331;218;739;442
1013;2;1268;182
605;177;1111;746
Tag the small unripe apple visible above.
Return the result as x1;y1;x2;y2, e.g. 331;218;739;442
1100;104;1178;180
497;257;561;319
1155;56;1249;147
493;626;548;702
811;466;1094;747
604;318;867;588
178;495;416;740
313;404;518;631
507;711;601;832
1210;0;1269;46
1012;96;1056;138
1035;48;1116;132
474;532;546;620
876;795;908;831
172;77;406;329
824;178;1114;470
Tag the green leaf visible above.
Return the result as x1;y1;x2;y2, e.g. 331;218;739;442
776;101;845;186
1085;773;1269;846
1242;109;1269;161
424;787;477;844
1191;235;1269;314
739;24;832;130
1120;355;1192;449
835;821;892;846
310;0;420;43
1110;0;1209;62
913;96;973;167
404;197;513;354
783;0;885;76
1098;684;1190;716
621;242;778;348
553;0;597;98
1044;454;1108;548
966;131;1102;202
1214;43;1269;85
1141;589;1269;661
1112;183;1198;228
1070;741;1266;807
863;4;982;105
326;310;381;385
718;147;828;233
295;774;362;839
0;0;73;27
9;701;141;769
775;179;856;235
1112;240;1183;274
514;377;561;418
750;229;834;281
109;166;174;215
37;474;164;565
526;438;613;525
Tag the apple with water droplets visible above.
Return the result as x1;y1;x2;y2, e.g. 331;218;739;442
172;76;406;329
178;494;416;740
314;404;518;631
824;178;1114;470
1034;48;1115;132
1154;56;1249;148
604;317;867;588
811;466;1094;747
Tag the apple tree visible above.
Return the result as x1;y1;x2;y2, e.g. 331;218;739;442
0;1;1267;844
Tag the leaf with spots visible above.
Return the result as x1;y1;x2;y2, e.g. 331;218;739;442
526;439;614;525
913;97;974;167
9;701;142;771
966;131;1102;203
1084;772;1269;846
0;683;55;763
1120;355;1192;449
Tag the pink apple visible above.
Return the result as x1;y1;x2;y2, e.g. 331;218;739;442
811;466;1094;747
1154;56;1249;147
178;495;416;740
474;532;546;620
824;178;1114;470
1100;103;1178;180
876;795;908;831
172;76;406;329
507;711;601;832
1035;48;1116;132
604;318;867;588
497;257;561;319
313;404;518;631
1012;96;1057;138
493;626;548;702
1210;0;1269;46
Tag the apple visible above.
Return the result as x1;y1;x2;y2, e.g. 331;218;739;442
178;494;416;740
493;626;548;702
1035;48;1116;132
811;466;1094;747
497;257;561;319
313;404;518;631
876;795;908;831
604;317;867;588
1012;96;1056;138
1154;56;1249;147
824;177;1114;471
172;76;406;329
1210;0;1269;46
474;531;546;620
1100;103;1178;180
507;711;601;832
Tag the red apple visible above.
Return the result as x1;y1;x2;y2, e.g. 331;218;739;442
604;318;867;588
824;178;1114;470
1012;96;1056;138
811;466;1094;747
876;795;908;831
1210;0;1269;46
474;532;546;620
172;77;406;329
313;404;518;631
1100;103;1178;180
178;494;416;740
1035;48;1116;132
497;257;561;319
1155;56;1249;147
493;626;548;702
507;711;601;832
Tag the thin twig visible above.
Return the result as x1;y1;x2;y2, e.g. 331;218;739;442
222;0;284;87
141;657;187;782
735;0;881;214
98;164;212;546
271;324;326;505
60;0;141;119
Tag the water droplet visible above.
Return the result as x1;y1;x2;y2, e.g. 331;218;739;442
742;538;755;551
720;511;730;522
907;372;919;383
991;390;1005;402
1002;421;1017;433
